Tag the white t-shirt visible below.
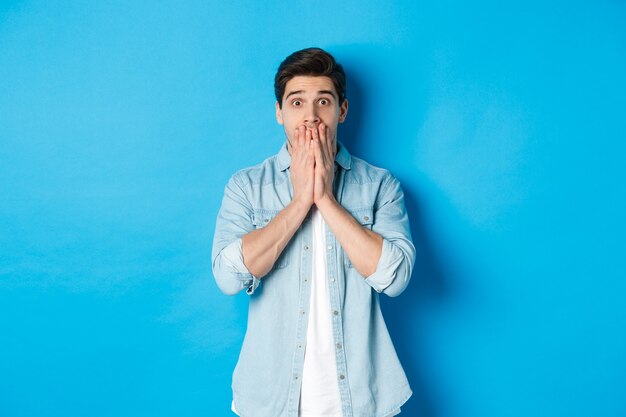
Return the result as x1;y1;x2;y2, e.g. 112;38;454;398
298;205;343;416
231;206;401;417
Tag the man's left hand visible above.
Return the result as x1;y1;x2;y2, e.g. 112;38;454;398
312;122;336;205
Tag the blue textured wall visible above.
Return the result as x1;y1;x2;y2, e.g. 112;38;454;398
1;1;625;416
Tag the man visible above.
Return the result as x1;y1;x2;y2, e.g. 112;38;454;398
212;47;416;417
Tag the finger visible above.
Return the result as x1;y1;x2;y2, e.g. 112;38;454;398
298;125;308;156
312;137;323;167
296;126;304;147
311;124;319;142
326;125;336;160
309;127;319;163
300;128;311;167
318;123;331;165
292;127;300;151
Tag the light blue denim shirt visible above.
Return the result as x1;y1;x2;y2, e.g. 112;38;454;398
212;140;416;417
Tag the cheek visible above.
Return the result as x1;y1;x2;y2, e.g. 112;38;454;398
321;116;335;125
281;114;300;128
282;120;300;139
322;107;341;122
320;115;339;131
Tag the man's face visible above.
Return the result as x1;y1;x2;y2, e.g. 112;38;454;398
275;75;348;154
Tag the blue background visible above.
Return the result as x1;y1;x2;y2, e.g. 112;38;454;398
1;1;625;416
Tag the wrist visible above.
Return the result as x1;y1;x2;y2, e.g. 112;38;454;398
291;195;313;214
314;193;337;211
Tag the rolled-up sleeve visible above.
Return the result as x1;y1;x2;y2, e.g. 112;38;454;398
212;174;261;296
363;174;416;297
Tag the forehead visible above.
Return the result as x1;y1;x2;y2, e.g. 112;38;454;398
283;76;337;97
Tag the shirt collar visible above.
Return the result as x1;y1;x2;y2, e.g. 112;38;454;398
276;139;352;172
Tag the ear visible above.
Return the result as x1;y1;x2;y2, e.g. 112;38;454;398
338;99;349;123
275;101;284;125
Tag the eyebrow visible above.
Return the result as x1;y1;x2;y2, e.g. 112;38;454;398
284;89;337;100
318;90;337;99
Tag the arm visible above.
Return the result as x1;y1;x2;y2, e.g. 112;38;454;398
312;124;382;276
212;174;262;296
241;198;309;278
361;174;416;297
242;124;315;277
312;128;415;297
211;174;309;295
318;175;416;297
316;196;382;276
212;125;316;295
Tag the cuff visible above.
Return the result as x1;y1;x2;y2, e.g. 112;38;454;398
221;238;261;295
364;238;404;293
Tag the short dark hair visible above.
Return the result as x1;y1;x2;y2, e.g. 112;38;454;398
274;47;346;108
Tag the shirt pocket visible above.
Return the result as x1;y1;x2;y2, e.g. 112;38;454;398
252;208;290;270
343;206;374;269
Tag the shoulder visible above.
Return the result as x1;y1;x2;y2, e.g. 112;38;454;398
228;154;283;189
346;155;397;187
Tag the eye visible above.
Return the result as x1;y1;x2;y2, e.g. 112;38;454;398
319;98;330;105
291;99;302;107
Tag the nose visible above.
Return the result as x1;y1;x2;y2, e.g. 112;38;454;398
304;104;320;129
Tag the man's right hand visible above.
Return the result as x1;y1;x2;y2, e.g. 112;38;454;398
240;126;315;278
289;125;315;208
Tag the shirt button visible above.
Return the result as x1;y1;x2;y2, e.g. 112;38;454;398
294;374;298;380
304;245;309;251
302;311;306;315
339;374;345;380
327;245;332;250
336;343;342;349
333;310;339;316
364;216;370;221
